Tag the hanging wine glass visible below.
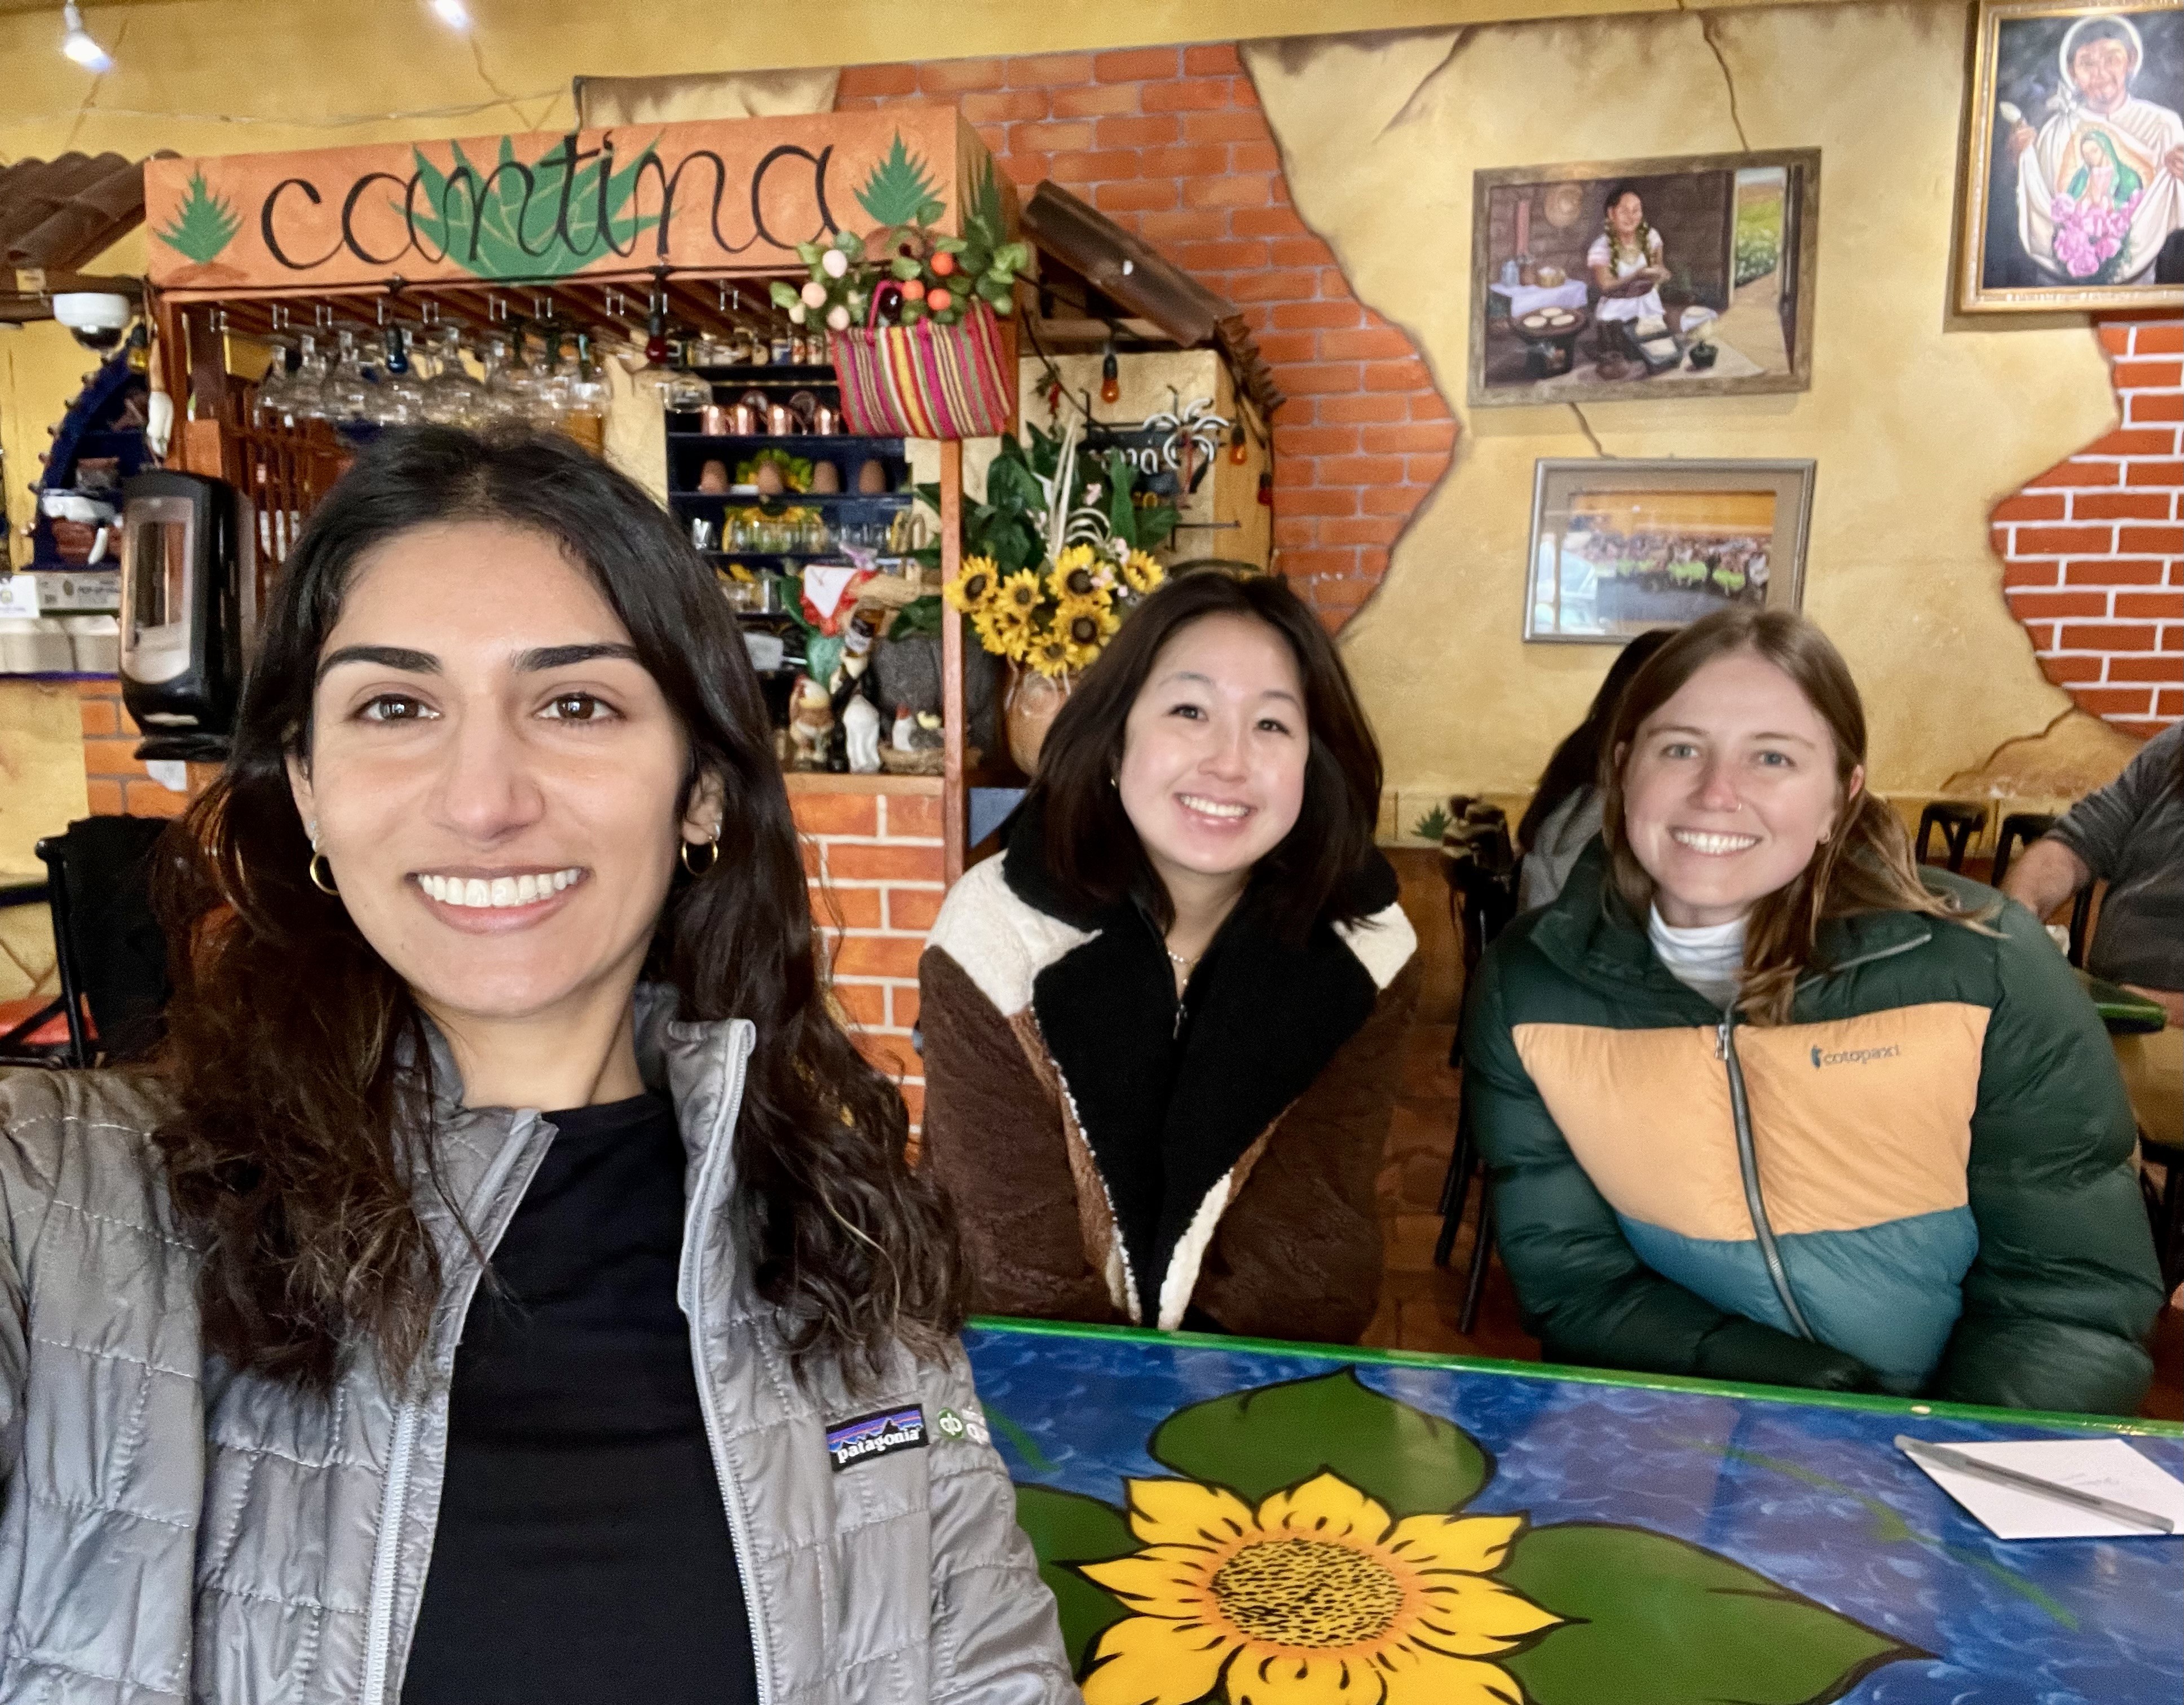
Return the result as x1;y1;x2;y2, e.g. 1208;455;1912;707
476;332;525;422
567;332;612;425
320;329;371;425
421;325;485;427
253;339;297;427
288;333;332;422
534;328;573;424
376;325;429;425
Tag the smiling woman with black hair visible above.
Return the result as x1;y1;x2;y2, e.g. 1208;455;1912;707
917;569;1419;1344
0;427;1071;1705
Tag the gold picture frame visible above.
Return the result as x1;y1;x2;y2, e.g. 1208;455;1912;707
1959;0;2184;312
1467;150;1820;409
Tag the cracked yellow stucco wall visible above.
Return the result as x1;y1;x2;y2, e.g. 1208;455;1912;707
1245;6;2144;813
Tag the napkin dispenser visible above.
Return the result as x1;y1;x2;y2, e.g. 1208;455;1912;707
118;469;255;756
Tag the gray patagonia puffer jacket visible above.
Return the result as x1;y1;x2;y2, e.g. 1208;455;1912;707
0;1001;1078;1704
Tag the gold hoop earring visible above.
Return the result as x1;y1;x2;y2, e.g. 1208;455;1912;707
680;828;721;877
307;845;338;895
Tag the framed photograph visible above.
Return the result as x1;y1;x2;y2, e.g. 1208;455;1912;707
1523;458;1816;644
1467;149;1820;409
1960;0;2184;312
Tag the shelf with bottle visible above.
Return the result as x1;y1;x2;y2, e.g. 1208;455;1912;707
665;434;902;454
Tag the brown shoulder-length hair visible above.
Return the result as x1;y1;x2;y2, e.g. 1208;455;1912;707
1023;568;1383;942
153;426;963;1393
1598;606;1976;1024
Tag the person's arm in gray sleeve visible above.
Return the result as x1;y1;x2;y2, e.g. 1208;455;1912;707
2046;725;2179;882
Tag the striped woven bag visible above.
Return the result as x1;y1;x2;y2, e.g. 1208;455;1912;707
832;300;1014;439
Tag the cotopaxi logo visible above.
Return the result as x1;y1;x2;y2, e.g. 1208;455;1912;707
1810;1043;1902;1068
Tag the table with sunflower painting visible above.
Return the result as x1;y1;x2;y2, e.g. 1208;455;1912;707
963;1321;2183;1705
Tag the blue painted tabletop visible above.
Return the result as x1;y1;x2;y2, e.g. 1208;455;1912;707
965;1321;2184;1705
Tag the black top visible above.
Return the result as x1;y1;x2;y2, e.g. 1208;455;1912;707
401;1092;760;1705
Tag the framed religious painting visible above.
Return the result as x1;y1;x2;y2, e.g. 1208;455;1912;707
1467;150;1820;408
1523;458;1816;644
1960;0;2184;311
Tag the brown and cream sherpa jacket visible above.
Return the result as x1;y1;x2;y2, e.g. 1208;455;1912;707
916;816;1419;1344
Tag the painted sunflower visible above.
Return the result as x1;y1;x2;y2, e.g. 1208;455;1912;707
943;555;1002;616
1079;1472;1558;1705
1120;549;1166;596
1057;601;1121;671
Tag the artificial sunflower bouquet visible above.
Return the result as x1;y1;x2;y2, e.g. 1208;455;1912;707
938;419;1179;679
947;542;1167;678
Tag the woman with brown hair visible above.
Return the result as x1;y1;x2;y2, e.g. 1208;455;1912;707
917;569;1418;1344
1464;606;2162;1412
0;429;1072;1705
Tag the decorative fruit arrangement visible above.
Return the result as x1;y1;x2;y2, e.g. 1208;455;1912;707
773;211;1031;334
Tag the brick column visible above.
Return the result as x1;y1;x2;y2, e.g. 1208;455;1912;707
1993;317;2183;737
76;679;214;816
790;778;945;1133
837;43;1458;631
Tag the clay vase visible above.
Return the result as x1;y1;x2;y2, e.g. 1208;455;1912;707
1004;663;1074;777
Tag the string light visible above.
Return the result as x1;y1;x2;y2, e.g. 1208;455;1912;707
429;0;471;28
1229;420;1248;465
60;2;112;72
1100;342;1120;406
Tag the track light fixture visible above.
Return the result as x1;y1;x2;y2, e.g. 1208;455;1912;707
60;3;112;73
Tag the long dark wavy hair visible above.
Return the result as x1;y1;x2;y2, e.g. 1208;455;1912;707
153;427;963;1392
1023;568;1384;943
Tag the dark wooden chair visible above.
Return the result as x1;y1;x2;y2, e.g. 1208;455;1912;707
1916;800;1986;873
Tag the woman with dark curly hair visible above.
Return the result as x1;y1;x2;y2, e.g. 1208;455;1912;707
0;429;1072;1705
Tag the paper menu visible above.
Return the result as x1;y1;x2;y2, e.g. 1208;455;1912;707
1901;1438;2184;1540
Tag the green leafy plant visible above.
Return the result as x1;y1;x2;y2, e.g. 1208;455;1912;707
155;170;241;265
405;134;660;282
856;133;945;229
1412;804;1453;842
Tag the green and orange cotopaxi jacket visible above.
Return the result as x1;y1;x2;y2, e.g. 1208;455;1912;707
1463;845;2164;1415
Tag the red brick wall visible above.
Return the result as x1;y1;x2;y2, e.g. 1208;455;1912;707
76;678;210;816
836;46;1456;630
793;782;942;1129
1993;317;2183;738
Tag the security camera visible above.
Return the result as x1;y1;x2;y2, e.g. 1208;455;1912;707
53;292;133;352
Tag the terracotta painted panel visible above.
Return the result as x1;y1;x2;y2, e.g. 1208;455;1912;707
143;106;991;291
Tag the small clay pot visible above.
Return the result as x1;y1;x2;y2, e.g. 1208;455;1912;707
753;460;786;496
809;460;842;494
698;459;731;494
856;459;890;495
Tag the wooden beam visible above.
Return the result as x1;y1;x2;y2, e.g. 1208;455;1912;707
939;436;967;886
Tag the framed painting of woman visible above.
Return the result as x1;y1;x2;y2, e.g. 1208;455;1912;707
1467;150;1821;408
1959;0;2184;311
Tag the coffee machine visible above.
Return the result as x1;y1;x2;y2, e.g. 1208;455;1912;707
118;469;255;760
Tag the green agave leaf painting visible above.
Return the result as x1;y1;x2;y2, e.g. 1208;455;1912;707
858;132;945;229
1012;1370;1928;1705
155;170;242;265
404;134;661;282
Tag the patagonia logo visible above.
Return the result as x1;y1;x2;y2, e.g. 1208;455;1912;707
826;1405;926;1472
1811;1043;1901;1068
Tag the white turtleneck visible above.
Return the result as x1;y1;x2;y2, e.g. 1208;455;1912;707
1647;904;1748;1009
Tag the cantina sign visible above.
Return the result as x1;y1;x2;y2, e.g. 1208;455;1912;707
144;107;987;291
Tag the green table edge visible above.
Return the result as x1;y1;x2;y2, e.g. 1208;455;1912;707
968;1315;2184;1439
2077;968;2168;1034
